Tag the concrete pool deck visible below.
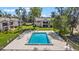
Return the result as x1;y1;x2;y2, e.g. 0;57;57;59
3;31;74;51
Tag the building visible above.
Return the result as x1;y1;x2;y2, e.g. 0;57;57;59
34;17;51;27
0;17;23;31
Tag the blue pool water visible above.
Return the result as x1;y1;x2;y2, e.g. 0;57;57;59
28;32;51;44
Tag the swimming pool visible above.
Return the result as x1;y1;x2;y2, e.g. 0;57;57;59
28;32;51;44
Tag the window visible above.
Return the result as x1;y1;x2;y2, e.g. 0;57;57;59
43;21;48;23
43;25;48;27
4;27;8;31
3;23;8;26
10;22;13;25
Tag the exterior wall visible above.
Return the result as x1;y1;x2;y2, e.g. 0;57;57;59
19;20;23;26
34;21;43;27
41;21;43;27
11;18;20;27
0;23;3;31
8;21;11;30
34;18;50;27
2;21;10;31
0;17;22;31
42;21;50;27
13;21;19;27
48;21;51;27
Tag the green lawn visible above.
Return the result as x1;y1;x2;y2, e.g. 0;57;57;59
35;27;53;30
19;25;55;30
0;28;22;49
0;33;18;48
21;25;34;30
19;25;58;31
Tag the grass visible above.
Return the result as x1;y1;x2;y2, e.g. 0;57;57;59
0;28;22;49
0;25;34;49
21;25;33;30
35;27;53;30
0;33;18;48
18;25;58;31
34;26;59;31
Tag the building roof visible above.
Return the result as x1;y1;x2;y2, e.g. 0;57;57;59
0;17;19;23
35;17;50;22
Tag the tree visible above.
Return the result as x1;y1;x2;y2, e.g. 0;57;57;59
28;12;33;22
29;7;42;28
53;7;70;35
53;7;65;33
6;14;11;18
66;7;79;35
21;8;27;22
53;15;63;32
52;7;79;35
51;12;56;18
0;10;4;17
15;7;27;22
55;7;65;16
